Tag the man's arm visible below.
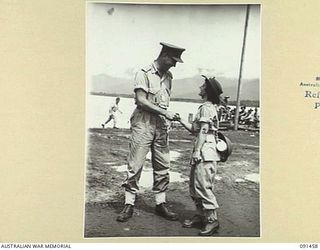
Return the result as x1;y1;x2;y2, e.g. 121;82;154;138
135;89;177;120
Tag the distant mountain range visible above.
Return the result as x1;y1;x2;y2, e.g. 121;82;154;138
90;74;260;101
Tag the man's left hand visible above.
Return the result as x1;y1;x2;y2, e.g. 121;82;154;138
173;113;181;121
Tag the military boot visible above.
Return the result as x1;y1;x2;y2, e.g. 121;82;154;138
198;219;219;236
155;203;179;221
199;209;219;236
182;214;205;228
116;204;134;222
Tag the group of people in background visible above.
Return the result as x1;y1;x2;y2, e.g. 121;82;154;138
237;106;260;128
218;103;260;130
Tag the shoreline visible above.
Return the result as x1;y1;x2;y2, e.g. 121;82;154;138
90;92;260;107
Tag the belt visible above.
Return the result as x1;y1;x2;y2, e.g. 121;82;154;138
207;130;217;134
137;104;167;111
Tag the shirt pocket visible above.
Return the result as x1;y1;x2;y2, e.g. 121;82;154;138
148;87;158;95
157;88;170;108
147;85;160;105
147;74;161;94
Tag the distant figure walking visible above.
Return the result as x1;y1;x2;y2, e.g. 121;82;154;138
101;97;122;129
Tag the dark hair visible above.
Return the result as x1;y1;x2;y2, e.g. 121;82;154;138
205;80;221;105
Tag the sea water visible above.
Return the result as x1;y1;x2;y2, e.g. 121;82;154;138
86;95;200;129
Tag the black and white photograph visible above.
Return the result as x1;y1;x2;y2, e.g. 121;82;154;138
84;2;260;237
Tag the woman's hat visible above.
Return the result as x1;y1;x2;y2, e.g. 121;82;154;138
201;75;223;96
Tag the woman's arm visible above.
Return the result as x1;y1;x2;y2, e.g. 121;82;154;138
192;122;209;163
178;118;193;133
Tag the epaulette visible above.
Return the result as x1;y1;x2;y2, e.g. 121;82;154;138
202;102;215;109
167;70;173;79
141;66;152;73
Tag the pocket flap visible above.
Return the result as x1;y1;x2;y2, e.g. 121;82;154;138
201;142;220;161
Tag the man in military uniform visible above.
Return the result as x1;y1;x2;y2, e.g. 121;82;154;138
116;42;185;222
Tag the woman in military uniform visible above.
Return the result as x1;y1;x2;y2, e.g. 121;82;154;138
177;75;223;236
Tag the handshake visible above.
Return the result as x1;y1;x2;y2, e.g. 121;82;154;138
165;111;181;121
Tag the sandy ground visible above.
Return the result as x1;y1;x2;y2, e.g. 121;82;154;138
84;128;260;237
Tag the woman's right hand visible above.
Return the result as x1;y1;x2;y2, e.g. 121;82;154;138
192;151;201;165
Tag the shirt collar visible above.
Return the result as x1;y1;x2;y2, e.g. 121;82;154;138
151;62;159;75
199;101;214;108
150;62;173;80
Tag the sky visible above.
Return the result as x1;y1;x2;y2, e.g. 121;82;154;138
87;3;260;80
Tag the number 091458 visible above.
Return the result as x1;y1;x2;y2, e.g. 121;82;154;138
300;244;318;248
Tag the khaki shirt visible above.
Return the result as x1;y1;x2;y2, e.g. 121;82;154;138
133;62;172;109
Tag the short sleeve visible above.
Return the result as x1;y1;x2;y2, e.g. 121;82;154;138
199;105;215;123
133;70;149;93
